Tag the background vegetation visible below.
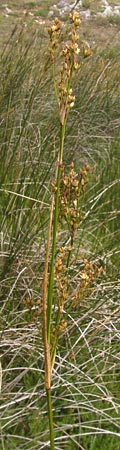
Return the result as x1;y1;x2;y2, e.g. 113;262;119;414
0;2;120;449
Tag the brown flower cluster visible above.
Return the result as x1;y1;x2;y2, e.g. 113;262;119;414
58;13;80;124
22;296;42;323
51;246;72;341
74;259;104;307
48;17;61;63
48;12;81;124
59;162;90;245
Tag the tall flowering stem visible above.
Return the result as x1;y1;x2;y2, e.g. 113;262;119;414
42;12;81;450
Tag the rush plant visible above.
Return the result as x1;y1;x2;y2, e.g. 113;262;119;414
42;12;91;449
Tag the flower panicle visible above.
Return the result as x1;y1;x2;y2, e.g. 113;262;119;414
48;12;81;124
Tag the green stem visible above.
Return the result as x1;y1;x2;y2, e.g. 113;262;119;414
47;120;66;344
51;307;61;368
47;389;55;450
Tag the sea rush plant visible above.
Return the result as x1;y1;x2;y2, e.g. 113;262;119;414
1;12;120;450
42;12;92;449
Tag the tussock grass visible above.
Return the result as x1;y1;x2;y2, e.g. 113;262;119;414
0;19;120;450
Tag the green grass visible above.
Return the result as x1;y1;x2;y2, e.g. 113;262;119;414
82;0;91;8
0;17;120;450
